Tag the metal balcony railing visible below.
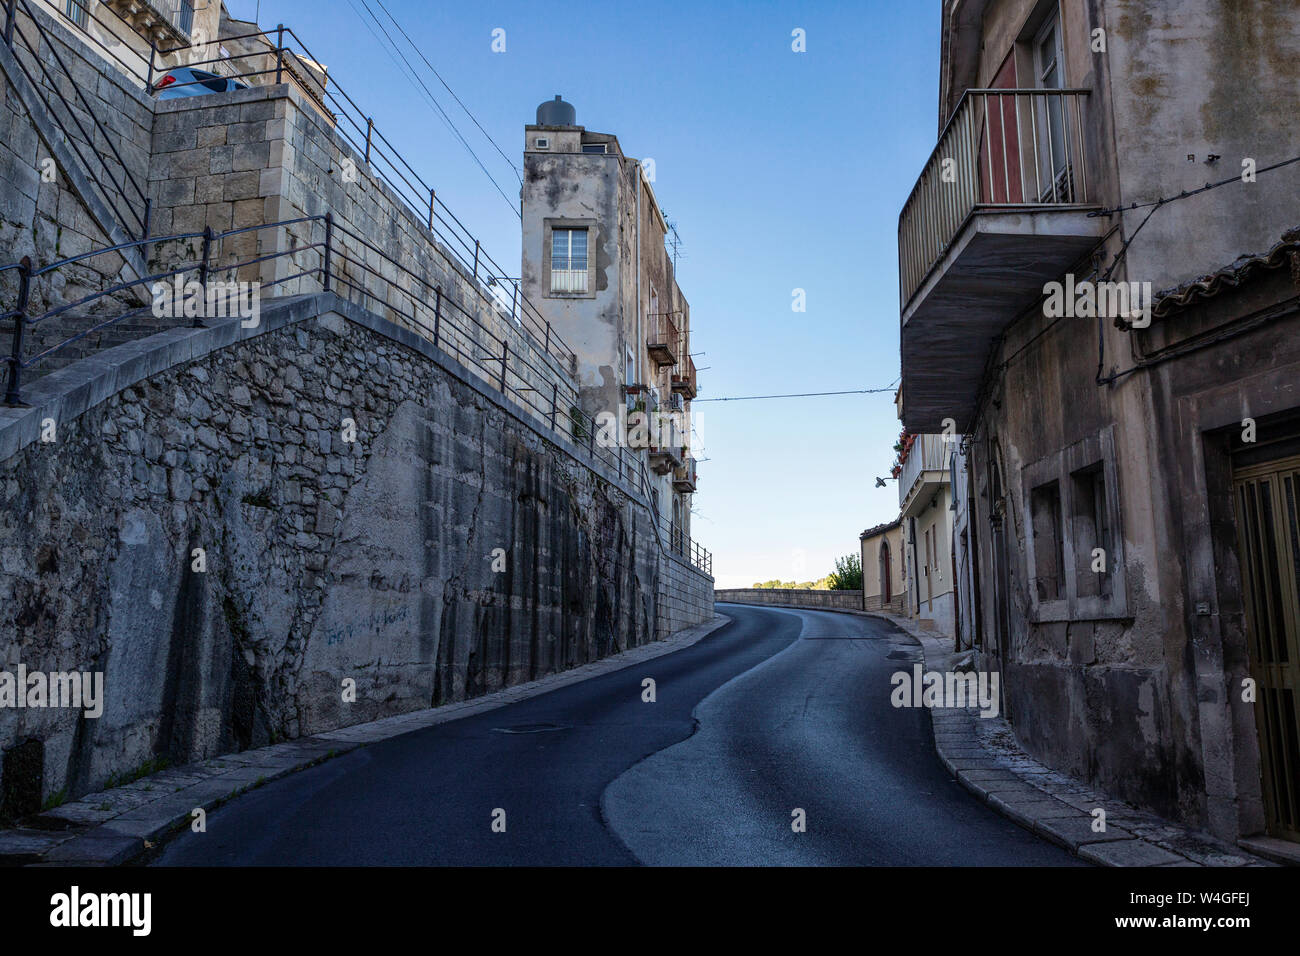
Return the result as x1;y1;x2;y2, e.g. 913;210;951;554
671;353;696;398
897;434;953;508
673;456;697;493
647;310;679;367
898;88;1092;309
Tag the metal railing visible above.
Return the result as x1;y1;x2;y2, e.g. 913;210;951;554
671;353;697;397
3;0;153;239
898;88;1092;309
2;2;580;379
897;433;953;508
1;216;713;576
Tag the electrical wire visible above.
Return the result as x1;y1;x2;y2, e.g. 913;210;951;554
694;385;898;402
1086;154;1300;218
351;0;521;217
371;0;523;184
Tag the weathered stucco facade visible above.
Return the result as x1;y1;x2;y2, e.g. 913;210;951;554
521;100;699;557
901;0;1300;846
860;520;906;613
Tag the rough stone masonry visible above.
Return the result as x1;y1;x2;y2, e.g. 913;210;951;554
0;298;710;817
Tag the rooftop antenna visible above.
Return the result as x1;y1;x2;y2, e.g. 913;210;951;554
660;212;685;270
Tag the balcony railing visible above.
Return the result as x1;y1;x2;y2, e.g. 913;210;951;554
898;88;1091;309
549;268;588;294
673;456;697;493
647;310;679;367
897;433;953;509
671;353;696;399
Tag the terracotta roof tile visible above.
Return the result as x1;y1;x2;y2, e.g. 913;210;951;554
1152;226;1300;318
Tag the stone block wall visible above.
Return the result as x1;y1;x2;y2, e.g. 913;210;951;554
144;83;579;437
659;554;716;639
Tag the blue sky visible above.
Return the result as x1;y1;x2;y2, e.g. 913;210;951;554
229;0;941;588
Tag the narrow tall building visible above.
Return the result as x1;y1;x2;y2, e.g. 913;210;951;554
522;96;698;552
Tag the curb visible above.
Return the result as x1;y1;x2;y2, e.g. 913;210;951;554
721;601;1278;867
869;609;1277;868
0;614;731;867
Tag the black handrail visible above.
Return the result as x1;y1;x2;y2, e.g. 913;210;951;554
0;213;712;574
3;0;152;238
2;2;578;373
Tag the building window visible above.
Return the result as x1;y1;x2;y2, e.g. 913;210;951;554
1022;426;1128;621
1030;481;1064;601
582;143;607;154
65;0;89;28
551;227;588;293
175;0;195;36
1072;464;1111;599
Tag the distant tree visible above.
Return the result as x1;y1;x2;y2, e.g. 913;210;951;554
827;553;863;590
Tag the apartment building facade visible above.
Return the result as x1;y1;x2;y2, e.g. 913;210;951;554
898;0;1300;849
522;97;699;551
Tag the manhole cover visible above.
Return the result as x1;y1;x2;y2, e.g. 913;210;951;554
492;722;565;734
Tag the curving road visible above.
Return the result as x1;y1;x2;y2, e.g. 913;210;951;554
155;604;1080;866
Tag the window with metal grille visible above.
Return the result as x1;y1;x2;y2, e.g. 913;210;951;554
65;0;88;28
175;0;195;36
551;228;588;293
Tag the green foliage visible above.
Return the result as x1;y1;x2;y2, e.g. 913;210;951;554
750;577;834;591
104;756;170;791
570;406;587;441
827;553;863;590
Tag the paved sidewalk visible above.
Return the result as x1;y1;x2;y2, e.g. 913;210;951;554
0;614;731;866
869;609;1274;867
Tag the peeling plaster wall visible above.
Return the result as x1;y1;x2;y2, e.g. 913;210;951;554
521;144;625;419
942;0;1300;841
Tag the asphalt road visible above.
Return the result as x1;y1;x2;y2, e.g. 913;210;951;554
155;604;1080;865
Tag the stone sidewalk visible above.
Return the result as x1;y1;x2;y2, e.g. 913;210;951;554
0;614;731;866
869;609;1276;867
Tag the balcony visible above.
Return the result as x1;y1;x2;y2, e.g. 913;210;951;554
897;434;953;516
671;354;697;399
898;88;1109;432
103;0;194;51
647;312;679;367
648;444;683;476
673;456;698;493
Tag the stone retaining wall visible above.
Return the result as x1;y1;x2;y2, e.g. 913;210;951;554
0;293;712;816
713;589;865;611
